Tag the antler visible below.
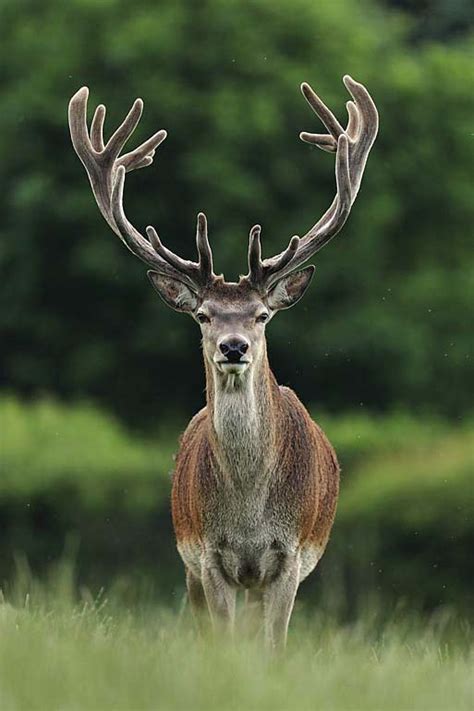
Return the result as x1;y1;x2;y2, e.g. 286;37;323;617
246;75;378;290
68;87;216;292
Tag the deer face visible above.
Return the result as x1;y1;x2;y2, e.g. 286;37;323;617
195;286;269;377
148;267;314;378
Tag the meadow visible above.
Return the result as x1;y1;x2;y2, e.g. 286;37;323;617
0;581;472;711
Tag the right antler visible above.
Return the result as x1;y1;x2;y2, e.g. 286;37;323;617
68;88;216;292
246;75;378;290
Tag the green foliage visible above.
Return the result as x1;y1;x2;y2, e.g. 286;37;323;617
317;409;449;468
1;395;472;614
382;0;474;41
0;393;174;505
0;0;472;422
340;427;474;524
329;419;474;615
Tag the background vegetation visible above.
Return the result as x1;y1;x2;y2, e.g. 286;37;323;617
0;0;472;706
1;395;472;617
1;0;473;422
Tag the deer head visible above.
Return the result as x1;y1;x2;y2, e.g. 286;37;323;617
68;76;378;381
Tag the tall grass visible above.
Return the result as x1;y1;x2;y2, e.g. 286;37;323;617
0;575;472;711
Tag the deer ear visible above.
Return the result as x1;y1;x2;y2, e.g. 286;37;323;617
267;266;315;311
147;271;199;313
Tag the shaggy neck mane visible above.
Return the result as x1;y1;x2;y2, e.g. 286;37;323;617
205;345;281;482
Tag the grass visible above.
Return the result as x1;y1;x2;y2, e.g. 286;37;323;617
0;581;472;711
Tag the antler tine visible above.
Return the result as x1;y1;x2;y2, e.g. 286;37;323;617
249;75;378;289
196;213;214;283
342;75;378;197
248;224;297;287
144;214;215;289
105;99;143;159
69;86;216;294
68;87;96;174
247;225;263;284
345;100;359;141
298;133;337;153
145;224;195;276
118;130;166;172
90;104;106;151
247;225;300;289
265;235;300;276
300;82;344;139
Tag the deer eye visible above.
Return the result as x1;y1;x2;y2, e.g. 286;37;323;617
256;312;269;323
196;312;210;324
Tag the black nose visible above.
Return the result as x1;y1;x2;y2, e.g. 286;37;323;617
219;337;249;363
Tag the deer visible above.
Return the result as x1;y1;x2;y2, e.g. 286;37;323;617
68;74;378;649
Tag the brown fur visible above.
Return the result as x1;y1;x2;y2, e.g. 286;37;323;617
172;355;339;568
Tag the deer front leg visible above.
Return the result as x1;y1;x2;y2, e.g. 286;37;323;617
244;589;264;639
186;568;209;633
263;555;300;651
201;564;236;638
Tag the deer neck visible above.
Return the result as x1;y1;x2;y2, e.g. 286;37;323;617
205;345;280;483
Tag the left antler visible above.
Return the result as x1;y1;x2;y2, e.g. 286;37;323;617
68;87;217;293
246;75;378;290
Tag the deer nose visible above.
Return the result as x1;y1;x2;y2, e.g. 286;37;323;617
219;336;249;362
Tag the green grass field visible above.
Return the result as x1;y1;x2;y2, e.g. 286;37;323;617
0;604;471;711
0;585;472;711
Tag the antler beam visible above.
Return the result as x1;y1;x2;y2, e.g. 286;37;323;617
69;75;377;296
68;87;216;292
246;75;378;291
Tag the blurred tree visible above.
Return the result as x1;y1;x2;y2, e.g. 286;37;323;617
0;0;472;425
384;0;474;42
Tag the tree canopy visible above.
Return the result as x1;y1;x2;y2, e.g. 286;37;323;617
1;0;472;424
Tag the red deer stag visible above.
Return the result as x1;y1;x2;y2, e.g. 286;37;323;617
69;75;378;649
